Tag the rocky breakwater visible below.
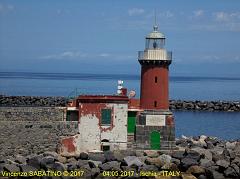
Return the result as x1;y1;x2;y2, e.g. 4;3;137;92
0;95;67;107
0;136;239;179
170;100;240;112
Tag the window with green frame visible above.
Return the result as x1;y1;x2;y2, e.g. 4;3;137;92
101;109;112;125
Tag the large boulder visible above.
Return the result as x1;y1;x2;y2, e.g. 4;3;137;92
15;155;27;165
185;149;202;161
144;150;159;158
186;165;205;175
39;156;55;170
88;153;106;163
145;157;164;167
79;152;89;160
181;157;198;170
27;155;43;169
181;173;197;179
19;164;37;172
200;158;214;168
224;166;239;178
99;161;121;171
171;150;186;160
3;164;20;172
124;156;144;167
191;147;212;160
216;159;230;169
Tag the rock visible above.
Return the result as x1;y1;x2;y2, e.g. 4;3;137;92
181;173;197;179
216;159;230;169
185;149;202;161
191;147;212;161
197;175;207;179
124;156;144;167
200;158;214;168
3;164;20;172
91;167;100;178
104;151;116;162
144;150;159;158
145;157;164;167
19;164;37;172
48;162;66;171
79;152;89;160
113;151;125;162
186;165;205;175
206;141;215;149
171;150;186;160
77;159;89;168
88;153;106;163
234;143;240;156
88;160;102;168
161;163;179;171
232;157;240;167
211;171;225;179
171;158;180;166
27;155;43;169
43;151;59;159
99;161;121;171
67;157;77;163
226;141;237;150
40;156;55;170
231;163;240;175
181;157;199;170
139;164;158;171
224;166;239;178
57;155;67;164
159;154;171;164
15;155;26;164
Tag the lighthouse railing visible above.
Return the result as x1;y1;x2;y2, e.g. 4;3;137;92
138;50;172;61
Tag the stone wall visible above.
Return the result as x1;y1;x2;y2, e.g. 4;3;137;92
0;121;78;157
0;107;79;158
1;95;239;111
170;100;240;112
0;107;66;121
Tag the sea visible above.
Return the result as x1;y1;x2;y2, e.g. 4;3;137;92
0;71;240;140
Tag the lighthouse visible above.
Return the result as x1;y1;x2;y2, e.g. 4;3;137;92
135;23;176;150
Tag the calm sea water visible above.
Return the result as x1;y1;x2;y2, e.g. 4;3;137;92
0;72;240;139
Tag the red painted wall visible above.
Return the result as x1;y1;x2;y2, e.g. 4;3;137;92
140;65;169;110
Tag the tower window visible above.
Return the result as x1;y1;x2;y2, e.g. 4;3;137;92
155;76;158;83
154;101;157;107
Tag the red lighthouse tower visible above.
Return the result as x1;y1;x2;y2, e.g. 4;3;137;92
138;25;172;110
135;23;175;150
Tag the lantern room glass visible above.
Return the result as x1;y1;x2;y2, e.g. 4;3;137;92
145;38;165;49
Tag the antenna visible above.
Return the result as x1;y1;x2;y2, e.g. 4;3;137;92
153;9;158;31
154;9;157;26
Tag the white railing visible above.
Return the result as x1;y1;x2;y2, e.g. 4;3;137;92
138;49;172;61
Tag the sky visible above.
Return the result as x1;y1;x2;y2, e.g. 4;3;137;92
0;0;240;77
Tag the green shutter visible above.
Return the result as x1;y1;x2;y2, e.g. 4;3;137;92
128;111;136;133
101;109;111;125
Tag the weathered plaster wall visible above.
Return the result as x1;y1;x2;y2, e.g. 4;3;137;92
78;103;128;152
0;107;79;157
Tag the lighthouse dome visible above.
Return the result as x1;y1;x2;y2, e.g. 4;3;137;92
146;25;165;39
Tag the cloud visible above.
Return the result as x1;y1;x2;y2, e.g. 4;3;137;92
99;53;111;57
0;3;14;14
193;10;204;17
40;51;87;60
214;11;240;22
128;8;145;16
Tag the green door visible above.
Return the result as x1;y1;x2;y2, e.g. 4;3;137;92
127;111;136;133
150;131;161;150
